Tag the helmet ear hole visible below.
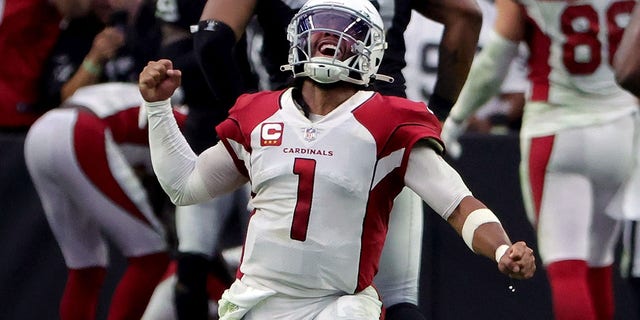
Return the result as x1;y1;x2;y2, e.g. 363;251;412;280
281;0;390;86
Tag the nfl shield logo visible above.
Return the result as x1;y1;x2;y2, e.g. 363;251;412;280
304;127;317;141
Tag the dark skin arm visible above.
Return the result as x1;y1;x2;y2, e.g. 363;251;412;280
53;0;92;18
60;27;125;101
447;196;536;279
198;0;257;42
614;4;640;98
193;0;257;107
413;0;483;115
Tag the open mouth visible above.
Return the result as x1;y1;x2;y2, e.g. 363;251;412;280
319;43;341;57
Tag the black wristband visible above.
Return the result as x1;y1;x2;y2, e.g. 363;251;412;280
428;93;455;122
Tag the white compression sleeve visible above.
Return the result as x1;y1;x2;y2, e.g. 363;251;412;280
405;142;472;220
145;99;212;205
196;142;249;197
448;30;520;122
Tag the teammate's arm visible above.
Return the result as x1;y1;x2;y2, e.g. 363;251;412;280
199;0;256;40
614;5;640;98
414;0;482;120
193;0;257;107
60;27;125;101
451;0;525;121
53;0;92;18
441;0;524;157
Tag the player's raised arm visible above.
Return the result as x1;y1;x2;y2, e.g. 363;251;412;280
440;0;525;159
139;59;247;206
139;59;182;103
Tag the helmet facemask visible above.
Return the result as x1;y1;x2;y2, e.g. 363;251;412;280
281;1;391;86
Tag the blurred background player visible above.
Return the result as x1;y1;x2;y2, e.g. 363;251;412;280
614;4;640;316
190;0;482;319
441;0;639;319
37;0;161;108
403;0;527;155
24;82;187;320
35;6;169;315
0;0;92;131
138;0;536;317
614;3;640;97
1;1;94;318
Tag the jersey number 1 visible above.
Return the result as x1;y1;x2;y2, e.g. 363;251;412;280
291;158;316;241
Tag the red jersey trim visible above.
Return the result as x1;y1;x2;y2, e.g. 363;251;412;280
524;10;551;101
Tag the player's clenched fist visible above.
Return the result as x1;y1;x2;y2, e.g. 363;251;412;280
139;59;182;103
497;241;536;279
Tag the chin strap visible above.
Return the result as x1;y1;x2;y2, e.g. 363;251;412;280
280;64;294;72
282;64;395;85
372;73;394;83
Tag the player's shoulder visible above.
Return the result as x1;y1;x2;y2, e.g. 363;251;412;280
231;90;282;110
227;90;285;125
355;92;442;138
356;92;443;152
369;93;439;122
378;94;427;110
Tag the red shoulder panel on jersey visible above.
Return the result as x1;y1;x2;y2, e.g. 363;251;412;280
217;90;284;151
216;90;285;177
352;93;443;157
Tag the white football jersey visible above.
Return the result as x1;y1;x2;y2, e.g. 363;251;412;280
515;0;638;136
517;0;636;103
65;82;144;118
215;88;442;297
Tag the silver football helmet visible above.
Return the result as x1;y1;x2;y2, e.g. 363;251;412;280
280;0;393;86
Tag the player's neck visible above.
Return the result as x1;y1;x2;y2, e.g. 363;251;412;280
301;80;357;116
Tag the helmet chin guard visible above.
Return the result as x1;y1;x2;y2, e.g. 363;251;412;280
280;0;393;86
303;57;348;84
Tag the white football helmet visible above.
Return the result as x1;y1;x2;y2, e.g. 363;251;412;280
280;0;392;86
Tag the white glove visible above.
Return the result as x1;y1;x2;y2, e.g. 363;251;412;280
440;117;467;159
